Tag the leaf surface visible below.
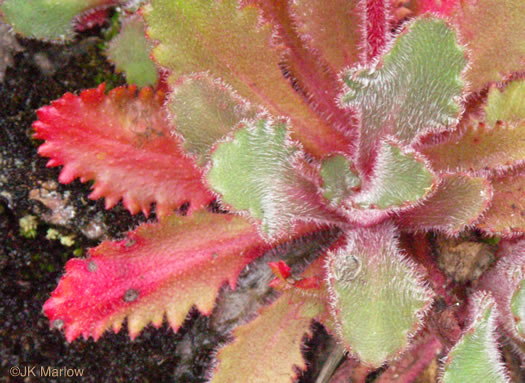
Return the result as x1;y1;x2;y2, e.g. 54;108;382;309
211;258;328;383
144;0;351;157
320;155;361;207
1;0;116;40
326;223;434;367
441;292;510;383
33;84;214;217
341;16;465;172
207;119;344;238
452;0;525;93
351;141;434;209
43;211;274;341
167;75;258;166
480;240;525;343
477;172;525;236
421;120;525;174
485;80;525;125
290;0;361;74
106;15;158;87
396;174;491;235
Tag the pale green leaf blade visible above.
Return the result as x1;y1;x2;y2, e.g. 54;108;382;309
320;155;361;207
351;141;434;209
167;75;258;166
441;292;510;383
107;15;158;87
327;223;434;367
341;16;466;171
485;80;525;125
1;0;114;41
207;119;343;238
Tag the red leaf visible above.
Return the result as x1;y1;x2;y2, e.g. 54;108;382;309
33;84;214;217
43;211;276;341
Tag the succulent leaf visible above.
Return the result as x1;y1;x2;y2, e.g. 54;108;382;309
43;211;273;342
452;0;525;93
421;119;525;174
320;155;361;207
341;16;466;172
106;15;158;87
290;0;362;73
477;171;525;236
485;80;525;125
207;119;344;238
351;141;434;210
211;288;325;383
479;239;525;342
396;174;491;235
33;84;214;217
441;292;510;383
0;0;115;41
326;223;434;367
143;0;352;157
167;75;258;166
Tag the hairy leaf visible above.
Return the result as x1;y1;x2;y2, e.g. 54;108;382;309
144;0;352;157
485;80;525;125
43;211;273;341
1;0;116;41
327;223;434;367
396;174;491;235
341;16;465;172
243;0;357;139
453;0;525;93
167;75;258;166
290;0;361;74
421;120;525;174
207;119;344;237
351;141;434;209
477;172;525;236
33;84;214;217
320;155;361;207
212;259;328;383
441;292;510;383
106;15;158;87
480;240;525;342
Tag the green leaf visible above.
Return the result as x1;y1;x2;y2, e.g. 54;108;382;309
143;0;352;157
485;80;525;125
442;292;510;383
351;142;434;209
341;16;466;170
326;223;434;367
320;155;360;206
1;0;114;41
207;119;342;238
106;15;158;87
167;75;258;166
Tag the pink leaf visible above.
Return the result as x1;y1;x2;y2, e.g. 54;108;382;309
44;211;281;342
396;174;492;235
33;84;214;217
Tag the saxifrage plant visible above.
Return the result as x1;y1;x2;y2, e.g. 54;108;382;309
3;0;525;381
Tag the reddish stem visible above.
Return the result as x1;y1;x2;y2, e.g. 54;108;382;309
364;0;390;63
